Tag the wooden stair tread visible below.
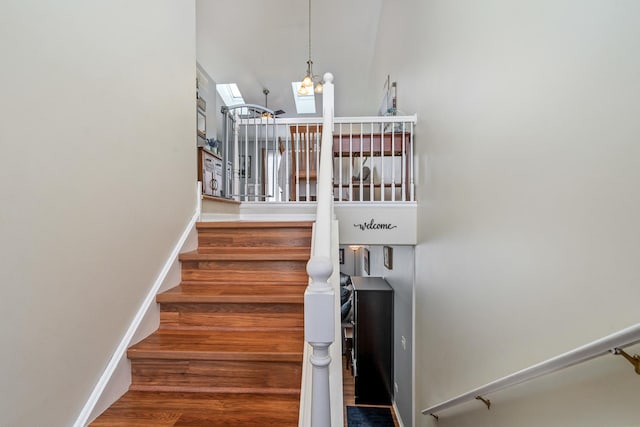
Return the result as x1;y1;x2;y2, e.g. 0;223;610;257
158;284;305;304
196;221;313;229
179;249;309;261
179;279;309;287
129;384;301;395
201;195;241;205
128;330;304;361
90;391;300;427
195;247;311;255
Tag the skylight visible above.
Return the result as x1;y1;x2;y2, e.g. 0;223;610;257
291;82;316;114
216;83;245;106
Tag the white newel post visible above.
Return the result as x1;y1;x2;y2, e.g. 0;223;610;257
232;109;240;201
305;73;335;427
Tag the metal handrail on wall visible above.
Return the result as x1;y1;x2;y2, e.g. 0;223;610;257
422;323;640;420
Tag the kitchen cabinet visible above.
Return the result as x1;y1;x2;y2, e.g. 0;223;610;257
198;148;223;197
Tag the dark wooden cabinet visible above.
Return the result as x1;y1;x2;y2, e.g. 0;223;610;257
352;276;393;405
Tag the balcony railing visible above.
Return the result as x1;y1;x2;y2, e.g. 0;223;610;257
220;107;417;203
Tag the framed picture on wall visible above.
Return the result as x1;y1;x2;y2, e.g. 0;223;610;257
363;248;370;275
339;248;345;264
384;246;393;270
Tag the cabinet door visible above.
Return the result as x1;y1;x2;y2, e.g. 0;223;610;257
201;150;223;197
354;289;393;405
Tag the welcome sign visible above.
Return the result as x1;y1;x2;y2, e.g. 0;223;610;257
353;219;398;231
336;205;417;245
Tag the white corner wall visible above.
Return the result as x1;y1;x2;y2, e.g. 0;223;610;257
0;1;196;426
370;1;640;426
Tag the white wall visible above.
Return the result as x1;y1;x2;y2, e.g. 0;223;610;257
371;1;640;426
0;1;196;426
381;246;415;427
196;62;217;142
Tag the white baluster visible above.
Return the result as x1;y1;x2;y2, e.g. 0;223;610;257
305;256;333;427
233;110;240;201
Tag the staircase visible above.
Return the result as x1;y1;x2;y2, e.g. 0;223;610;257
90;221;313;426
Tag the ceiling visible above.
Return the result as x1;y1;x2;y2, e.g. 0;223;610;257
196;0;384;118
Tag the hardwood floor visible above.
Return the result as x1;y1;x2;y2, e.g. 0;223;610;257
90;221;312;426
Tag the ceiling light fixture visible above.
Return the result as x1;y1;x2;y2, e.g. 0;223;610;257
297;0;323;96
262;88;272;118
261;88;285;118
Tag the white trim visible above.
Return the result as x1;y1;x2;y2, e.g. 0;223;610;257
73;210;199;427
239;202;318;221
199;213;243;222
197;180;203;221
238;114;418;126
334;114;417;124
335;201;418;209
393;400;406;427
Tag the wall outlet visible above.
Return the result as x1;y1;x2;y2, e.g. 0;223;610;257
401;336;406;350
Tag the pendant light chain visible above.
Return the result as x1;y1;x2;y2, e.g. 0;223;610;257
308;0;312;62
298;0;322;95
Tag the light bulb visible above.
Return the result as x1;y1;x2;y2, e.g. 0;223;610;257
302;75;313;88
297;85;309;96
314;82;323;94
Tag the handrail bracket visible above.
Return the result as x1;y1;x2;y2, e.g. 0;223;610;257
475;395;491;410
611;347;640;375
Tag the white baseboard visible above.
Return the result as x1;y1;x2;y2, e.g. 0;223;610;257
239;202;317;221
199;212;242;221
73;211;199;427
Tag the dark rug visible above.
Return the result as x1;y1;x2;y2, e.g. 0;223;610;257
346;406;394;427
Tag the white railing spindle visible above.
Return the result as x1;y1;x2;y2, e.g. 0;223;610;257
232;110;240;201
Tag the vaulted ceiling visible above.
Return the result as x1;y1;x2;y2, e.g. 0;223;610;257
196;0;384;118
